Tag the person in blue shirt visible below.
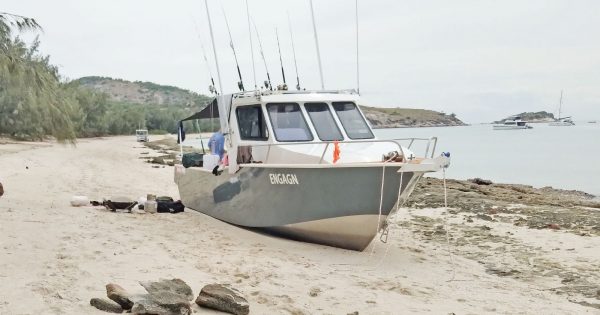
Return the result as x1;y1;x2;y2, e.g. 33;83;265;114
208;131;225;159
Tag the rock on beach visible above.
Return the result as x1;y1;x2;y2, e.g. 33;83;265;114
106;283;134;310
195;284;249;315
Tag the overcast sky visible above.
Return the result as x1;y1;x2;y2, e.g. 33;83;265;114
4;0;600;123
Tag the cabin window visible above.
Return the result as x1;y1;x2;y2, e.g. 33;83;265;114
332;102;374;139
266;103;314;142
236;105;268;140
304;103;343;141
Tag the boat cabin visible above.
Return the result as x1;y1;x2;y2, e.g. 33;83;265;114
230;90;374;144
178;89;436;173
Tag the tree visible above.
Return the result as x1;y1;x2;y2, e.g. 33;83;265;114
0;12;77;142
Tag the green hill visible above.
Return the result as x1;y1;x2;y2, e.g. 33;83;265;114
495;111;555;123
74;76;211;108
361;106;466;128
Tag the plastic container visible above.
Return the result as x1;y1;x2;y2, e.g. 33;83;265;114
144;194;157;213
145;200;157;213
70;195;89;207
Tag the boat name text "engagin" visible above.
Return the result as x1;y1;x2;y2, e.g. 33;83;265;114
269;173;299;185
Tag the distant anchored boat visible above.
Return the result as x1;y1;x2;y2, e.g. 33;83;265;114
493;116;533;130
549;90;575;126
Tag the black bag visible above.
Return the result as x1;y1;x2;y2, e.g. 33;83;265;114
182;153;204;168
157;200;185;213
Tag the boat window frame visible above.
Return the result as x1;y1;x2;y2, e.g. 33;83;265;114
235;104;269;141
266;102;314;142
303;102;344;141
331;101;375;140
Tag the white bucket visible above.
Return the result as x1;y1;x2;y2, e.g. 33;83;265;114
202;154;220;171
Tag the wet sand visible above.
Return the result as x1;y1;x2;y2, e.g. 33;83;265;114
0;135;598;314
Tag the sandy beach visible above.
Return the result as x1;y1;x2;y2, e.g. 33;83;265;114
1;135;599;314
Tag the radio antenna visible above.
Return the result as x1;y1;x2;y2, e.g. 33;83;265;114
221;5;245;91
287;12;300;90
355;0;360;94
245;0;257;91
309;0;325;89
275;27;287;88
252;20;272;90
204;0;223;95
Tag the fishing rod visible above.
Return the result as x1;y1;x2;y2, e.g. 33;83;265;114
287;12;301;90
275;27;287;89
191;15;218;95
221;5;245;91
200;41;217;95
309;0;325;89
245;0;257;90
252;20;272;90
204;0;223;95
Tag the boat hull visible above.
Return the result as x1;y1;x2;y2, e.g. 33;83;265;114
493;125;531;130
549;122;575;126
175;165;419;250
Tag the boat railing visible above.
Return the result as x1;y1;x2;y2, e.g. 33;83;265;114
243;137;438;165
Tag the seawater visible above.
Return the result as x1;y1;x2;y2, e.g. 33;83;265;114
375;123;600;196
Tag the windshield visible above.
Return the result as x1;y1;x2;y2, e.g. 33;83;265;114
236;105;268;140
267;103;313;142
304;103;343;141
332;102;374;139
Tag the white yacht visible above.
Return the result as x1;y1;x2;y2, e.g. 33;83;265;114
549;90;575;126
174;89;450;251
493;117;532;130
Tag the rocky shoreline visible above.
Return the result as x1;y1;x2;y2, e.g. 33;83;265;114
404;177;600;309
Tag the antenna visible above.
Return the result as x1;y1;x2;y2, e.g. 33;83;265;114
309;0;325;90
204;0;223;95
245;0;257;91
252;20;272;90
355;0;360;94
275;27;287;89
221;5;245;91
287;12;301;90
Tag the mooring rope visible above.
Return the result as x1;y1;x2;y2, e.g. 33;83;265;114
442;168;457;281
369;161;387;257
371;169;404;268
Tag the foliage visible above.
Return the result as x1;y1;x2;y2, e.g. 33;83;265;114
0;31;78;142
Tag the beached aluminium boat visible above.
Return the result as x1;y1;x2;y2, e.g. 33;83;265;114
174;90;450;251
493;116;533;130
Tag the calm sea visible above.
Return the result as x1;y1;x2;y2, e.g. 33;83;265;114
376;123;600;196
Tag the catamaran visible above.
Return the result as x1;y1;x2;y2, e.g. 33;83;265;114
549;90;575;126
